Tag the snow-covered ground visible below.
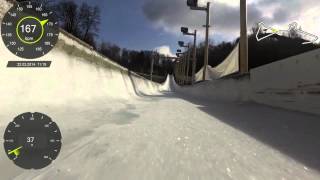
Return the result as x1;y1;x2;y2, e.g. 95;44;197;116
1;90;320;180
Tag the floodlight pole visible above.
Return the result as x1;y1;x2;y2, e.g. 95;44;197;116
150;53;155;81
181;28;197;85
179;58;182;85
174;60;179;83
182;52;187;85
181;45;190;85
189;30;197;85
176;57;180;84
240;0;248;73
178;41;191;85
190;2;210;81
176;53;183;85
186;45;191;84
203;2;210;81
191;30;197;85
180;56;184;85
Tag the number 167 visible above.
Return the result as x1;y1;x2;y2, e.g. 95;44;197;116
20;24;36;33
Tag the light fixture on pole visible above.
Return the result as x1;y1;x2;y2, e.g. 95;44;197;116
178;41;188;48
176;50;184;85
150;52;155;81
240;0;248;74
181;27;197;85
187;0;210;81
178;41;189;85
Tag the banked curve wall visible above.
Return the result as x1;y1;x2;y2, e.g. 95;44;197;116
0;0;165;113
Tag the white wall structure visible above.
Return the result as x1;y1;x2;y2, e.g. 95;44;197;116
195;44;239;81
177;48;320;116
175;75;250;102
250;48;320;115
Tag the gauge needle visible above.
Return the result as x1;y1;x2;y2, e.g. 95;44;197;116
8;146;23;157
40;19;49;26
271;28;279;33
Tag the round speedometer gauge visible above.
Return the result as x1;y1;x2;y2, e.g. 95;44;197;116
1;1;59;59
3;112;62;169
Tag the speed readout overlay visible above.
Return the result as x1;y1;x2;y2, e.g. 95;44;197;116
3;112;62;169
1;1;59;59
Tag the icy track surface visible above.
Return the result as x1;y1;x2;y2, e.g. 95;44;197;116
1;93;320;180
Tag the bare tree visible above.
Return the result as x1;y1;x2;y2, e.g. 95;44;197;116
79;3;101;41
55;1;80;36
99;42;121;62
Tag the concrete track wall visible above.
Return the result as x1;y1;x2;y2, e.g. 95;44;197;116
176;48;320;116
251;48;320;115
0;0;163;113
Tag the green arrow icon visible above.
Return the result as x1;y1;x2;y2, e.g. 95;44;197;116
40;19;49;26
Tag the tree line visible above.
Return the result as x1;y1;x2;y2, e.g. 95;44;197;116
17;0;320;80
16;0;173;82
193;24;319;72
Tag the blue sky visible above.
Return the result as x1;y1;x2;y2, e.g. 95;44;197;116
76;0;320;54
77;0;181;52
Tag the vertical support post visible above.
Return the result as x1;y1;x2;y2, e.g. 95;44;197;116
182;53;186;85
179;58;182;85
202;2;210;81
176;60;179;85
179;55;183;85
240;0;248;74
192;30;197;85
174;61;177;83
177;60;180;84
150;53;154;81
186;45;191;84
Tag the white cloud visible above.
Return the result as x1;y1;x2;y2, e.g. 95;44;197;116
142;0;320;42
199;0;239;7
142;0;242;41
154;45;176;57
